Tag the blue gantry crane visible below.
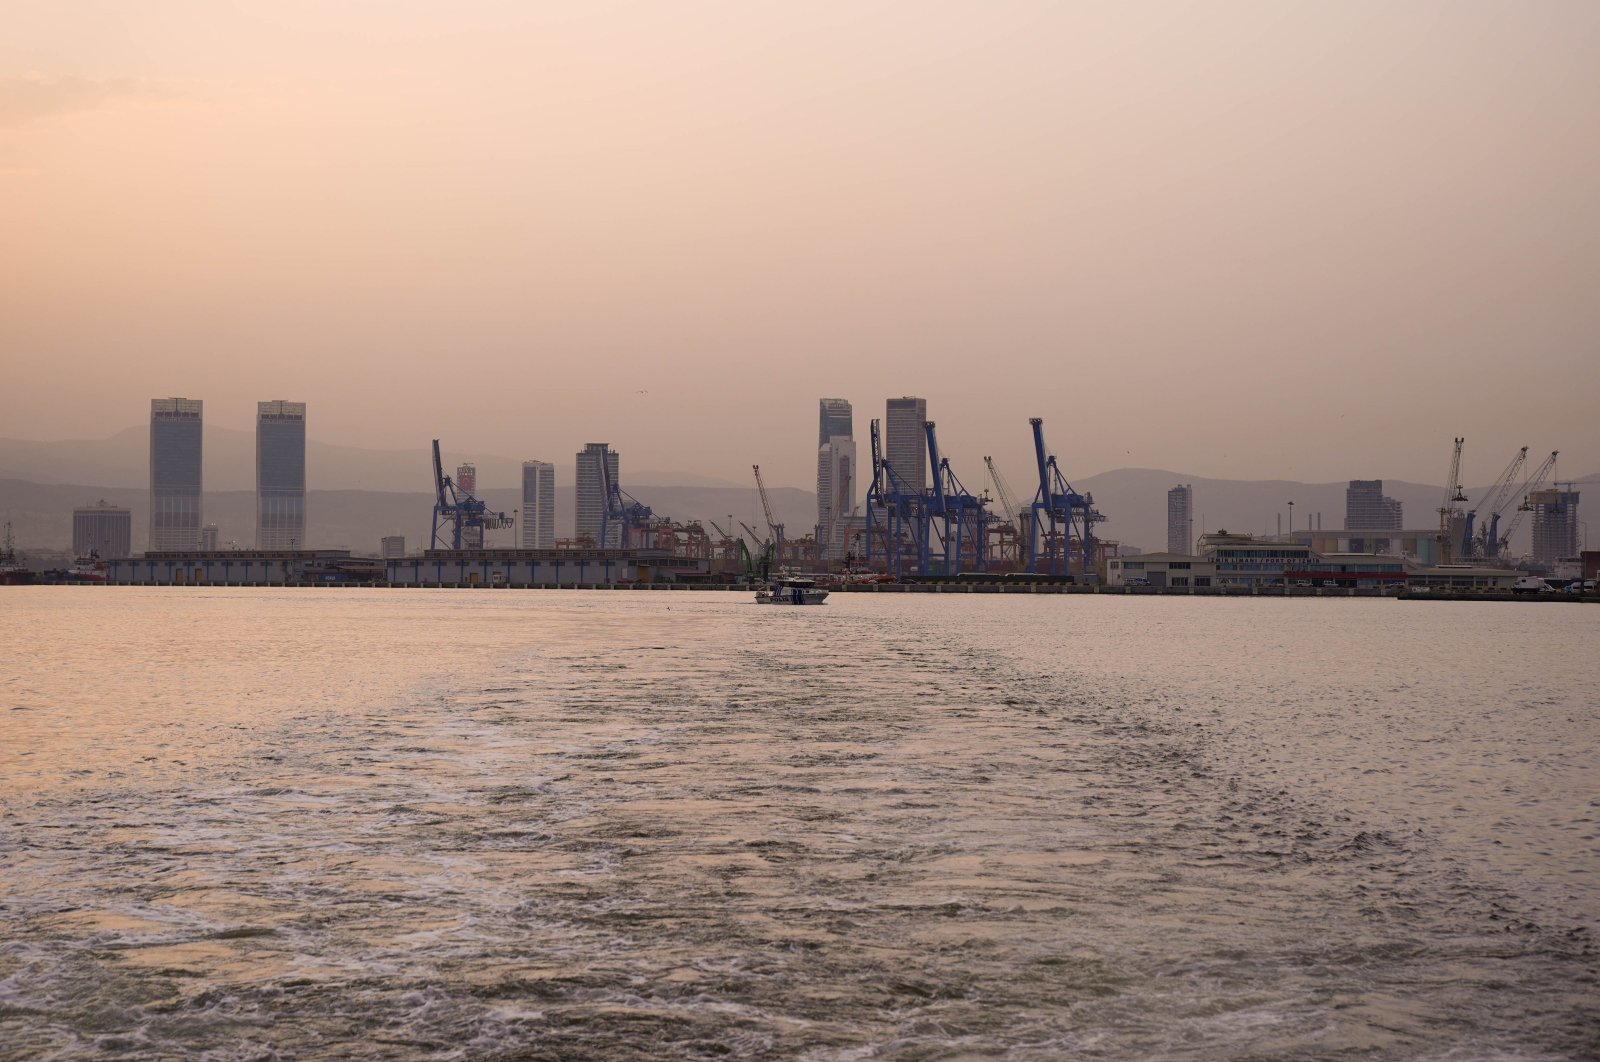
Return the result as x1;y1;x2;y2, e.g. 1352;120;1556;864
923;421;989;575
1027;417;1101;577
864;418;927;579
430;439;512;550
597;458;654;549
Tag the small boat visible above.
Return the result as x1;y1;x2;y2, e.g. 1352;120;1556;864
756;576;829;605
65;552;108;583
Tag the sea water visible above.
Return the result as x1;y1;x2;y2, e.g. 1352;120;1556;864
1;588;1595;1058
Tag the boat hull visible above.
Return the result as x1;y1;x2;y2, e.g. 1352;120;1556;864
755;586;829;605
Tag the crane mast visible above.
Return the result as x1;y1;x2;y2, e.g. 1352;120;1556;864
1436;437;1466;564
752;464;783;551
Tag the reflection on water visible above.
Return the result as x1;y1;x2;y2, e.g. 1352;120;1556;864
1;588;1595;1058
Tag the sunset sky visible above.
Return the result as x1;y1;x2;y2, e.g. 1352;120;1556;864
3;2;1597;489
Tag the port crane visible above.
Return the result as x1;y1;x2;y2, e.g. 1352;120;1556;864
864;418;927;579
1466;446;1527;559
430;439;512;550
1496;450;1559;557
751;465;784;555
597;457;653;549
737;520;774;579
1027;417;1100;577
1435;437;1467;564
983;456;1025;541
983;456;1027;567
923;421;988;575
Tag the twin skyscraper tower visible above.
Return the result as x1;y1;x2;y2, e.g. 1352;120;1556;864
149;397;306;552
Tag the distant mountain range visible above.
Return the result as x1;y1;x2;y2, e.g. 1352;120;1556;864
2;428;1593;557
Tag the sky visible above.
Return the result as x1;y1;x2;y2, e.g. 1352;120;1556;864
2;1;1597;490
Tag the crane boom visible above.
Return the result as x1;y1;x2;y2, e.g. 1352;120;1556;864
431;440;449;509
984;456;1024;538
1499;450;1558;553
1437;437;1466;563
1477;447;1529;520
1470;446;1527;557
752;465;782;542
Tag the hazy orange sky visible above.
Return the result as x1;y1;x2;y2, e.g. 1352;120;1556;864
3;2;1597;489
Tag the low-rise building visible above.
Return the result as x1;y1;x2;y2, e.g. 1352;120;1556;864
1285;552;1408;588
107;550;382;585
386;548;710;587
1199;531;1316;587
73;500;131;559
1105;552;1215;588
1299;529;1447;565
1405;564;1518;591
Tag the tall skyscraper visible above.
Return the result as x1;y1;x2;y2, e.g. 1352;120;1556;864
1345;480;1403;531
884;396;927;493
818;398;853;448
521;460;556;549
1530;488;1580;566
149;397;203;552
1166;484;1193;554
73;500;131;558
256;400;307;550
575;443;620;546
817;436;858;560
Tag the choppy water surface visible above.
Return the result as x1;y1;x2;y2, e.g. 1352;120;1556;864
1;589;1595;1059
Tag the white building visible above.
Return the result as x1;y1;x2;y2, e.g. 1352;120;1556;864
1107;552;1215;588
381;535;406;559
575;443;620;546
521;460;556;549
817;436;857;560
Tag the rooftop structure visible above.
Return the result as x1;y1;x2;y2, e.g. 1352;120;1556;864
256;400;307;550
149;397;203;552
818;398;853;448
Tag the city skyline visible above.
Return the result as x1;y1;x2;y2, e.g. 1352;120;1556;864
3;5;1597;490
